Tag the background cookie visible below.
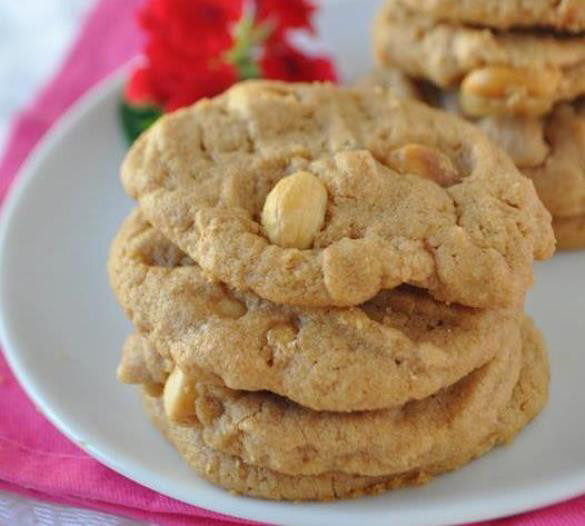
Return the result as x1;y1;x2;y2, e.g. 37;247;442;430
112;210;521;412
141;317;549;500
552;215;585;250
522;101;585;221
374;2;585;116
121;81;554;309
398;0;585;33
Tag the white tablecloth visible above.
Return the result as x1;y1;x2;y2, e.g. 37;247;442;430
0;1;141;523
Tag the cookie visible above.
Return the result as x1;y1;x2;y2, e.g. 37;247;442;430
373;2;585;117
126;323;522;477
112;210;520;412
121;81;554;309
399;0;585;33
141;317;549;500
430;88;585;248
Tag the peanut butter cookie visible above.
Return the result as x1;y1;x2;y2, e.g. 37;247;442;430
399;0;585;33
111;210;520;412
374;2;585;117
140;317;549;499
121;81;553;309
125;326;522;477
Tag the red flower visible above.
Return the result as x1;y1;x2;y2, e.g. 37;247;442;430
122;0;338;143
145;41;239;110
260;41;336;83
134;0;244;111
162;61;238;111
124;66;161;106
140;0;242;58
255;0;315;35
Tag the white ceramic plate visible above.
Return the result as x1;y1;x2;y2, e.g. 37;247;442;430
1;1;584;525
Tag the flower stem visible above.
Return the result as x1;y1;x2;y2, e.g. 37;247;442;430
224;13;273;80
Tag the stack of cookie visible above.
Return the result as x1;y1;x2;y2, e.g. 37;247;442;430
374;0;585;250
109;80;553;500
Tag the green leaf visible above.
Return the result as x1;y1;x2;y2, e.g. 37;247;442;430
119;100;162;144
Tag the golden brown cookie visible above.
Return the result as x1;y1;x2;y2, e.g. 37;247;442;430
111;210;520;412
141;317;549;500
121;81;554;309
126;325;522;477
399;0;585;33
373;2;585;117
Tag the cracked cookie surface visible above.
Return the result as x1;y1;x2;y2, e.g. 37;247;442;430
483;100;585;250
121;80;554;309
111;210;521;412
141;317;549;499
430;88;585;248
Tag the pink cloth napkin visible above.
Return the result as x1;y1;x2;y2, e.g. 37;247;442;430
0;0;583;524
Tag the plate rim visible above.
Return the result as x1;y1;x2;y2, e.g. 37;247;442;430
0;59;584;526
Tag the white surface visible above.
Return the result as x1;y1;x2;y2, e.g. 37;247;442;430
0;1;584;525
